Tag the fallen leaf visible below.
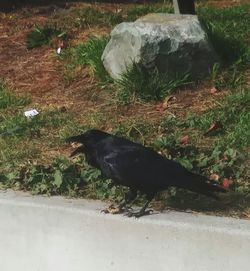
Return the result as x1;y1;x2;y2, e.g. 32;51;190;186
210;87;218;94
209;173;220;181
204;121;222;135
156;103;164;113
222;178;233;189
162;96;176;109
180;135;189;145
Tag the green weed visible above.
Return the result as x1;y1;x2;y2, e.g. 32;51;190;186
27;25;67;49
80;160;125;201
1;158;84;196
1;156;124;201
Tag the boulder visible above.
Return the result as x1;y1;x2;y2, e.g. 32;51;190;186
102;13;219;80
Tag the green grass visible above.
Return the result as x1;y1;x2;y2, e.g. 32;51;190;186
54;6;123;32
0;82;30;109
0;82;75;174
199;4;250;64
0;108;71;138
210;63;245;90
27;25;67;49
74;7;123;27
198;4;250;89
0;137;40;171
186;89;250;148
74;36;111;83
60;36;111;84
0;108;72;173
112;117;159;145
116;64;191;102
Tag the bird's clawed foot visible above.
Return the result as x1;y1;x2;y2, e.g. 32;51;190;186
125;209;153;218
101;204;132;215
101;204;123;214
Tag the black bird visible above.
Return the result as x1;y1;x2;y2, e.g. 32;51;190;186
66;129;226;217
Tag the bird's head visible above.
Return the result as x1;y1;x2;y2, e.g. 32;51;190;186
66;129;110;157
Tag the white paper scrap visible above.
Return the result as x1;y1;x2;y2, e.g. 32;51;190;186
24;109;39;118
57;47;61;54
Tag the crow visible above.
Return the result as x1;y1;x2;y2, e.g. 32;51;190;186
66;129;227;217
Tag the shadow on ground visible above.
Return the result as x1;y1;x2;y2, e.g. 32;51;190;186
154;190;250;218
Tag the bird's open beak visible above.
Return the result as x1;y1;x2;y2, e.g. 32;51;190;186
70;145;85;157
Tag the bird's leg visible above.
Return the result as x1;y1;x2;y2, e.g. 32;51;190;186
126;193;155;218
102;189;137;214
118;189;138;212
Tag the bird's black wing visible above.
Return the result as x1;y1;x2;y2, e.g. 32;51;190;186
94;137;187;192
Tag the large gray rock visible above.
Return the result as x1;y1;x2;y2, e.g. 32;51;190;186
102;14;219;80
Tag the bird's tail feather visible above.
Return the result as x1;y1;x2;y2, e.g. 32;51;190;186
186;173;227;199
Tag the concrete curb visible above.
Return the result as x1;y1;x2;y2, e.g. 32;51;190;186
0;190;249;271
